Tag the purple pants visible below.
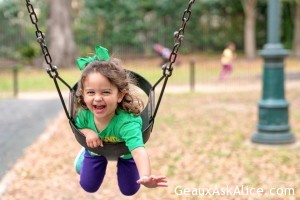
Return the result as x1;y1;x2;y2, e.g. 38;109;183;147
219;64;232;80
80;150;140;196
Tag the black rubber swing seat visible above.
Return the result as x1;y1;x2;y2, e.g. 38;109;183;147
68;71;155;160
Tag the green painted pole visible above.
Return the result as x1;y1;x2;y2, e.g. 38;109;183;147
251;0;295;144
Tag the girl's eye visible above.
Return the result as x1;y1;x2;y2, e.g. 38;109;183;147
103;91;110;95
86;91;94;95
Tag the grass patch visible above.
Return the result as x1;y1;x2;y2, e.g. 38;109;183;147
1;55;300;98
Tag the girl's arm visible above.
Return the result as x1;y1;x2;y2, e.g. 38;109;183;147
131;147;168;188
80;128;103;148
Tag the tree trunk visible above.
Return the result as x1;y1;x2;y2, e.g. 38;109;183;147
242;0;257;60
47;0;77;68
292;3;300;59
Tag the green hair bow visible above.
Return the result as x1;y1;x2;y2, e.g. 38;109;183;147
76;45;110;71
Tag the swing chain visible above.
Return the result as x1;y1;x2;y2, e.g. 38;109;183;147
151;0;195;122
25;0;58;78
163;0;195;77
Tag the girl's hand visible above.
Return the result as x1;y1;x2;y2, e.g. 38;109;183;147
80;129;103;148
137;175;168;188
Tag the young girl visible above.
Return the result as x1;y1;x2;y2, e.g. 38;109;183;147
218;42;236;81
73;45;168;196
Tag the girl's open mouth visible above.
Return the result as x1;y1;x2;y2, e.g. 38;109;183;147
93;105;106;113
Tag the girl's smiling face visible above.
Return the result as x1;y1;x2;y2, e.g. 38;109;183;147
83;72;124;124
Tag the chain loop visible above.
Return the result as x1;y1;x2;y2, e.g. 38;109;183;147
47;66;59;78
164;0;195;77
25;0;57;75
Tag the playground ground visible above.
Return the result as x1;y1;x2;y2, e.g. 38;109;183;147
0;54;299;199
0;77;299;200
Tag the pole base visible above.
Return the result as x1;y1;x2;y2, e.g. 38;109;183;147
251;132;295;145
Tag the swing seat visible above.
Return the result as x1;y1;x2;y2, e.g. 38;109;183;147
69;71;155;160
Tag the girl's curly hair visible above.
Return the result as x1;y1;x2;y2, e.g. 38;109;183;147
75;59;144;115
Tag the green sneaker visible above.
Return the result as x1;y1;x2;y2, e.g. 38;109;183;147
74;148;85;175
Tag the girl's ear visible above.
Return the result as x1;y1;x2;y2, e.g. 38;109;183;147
117;91;125;103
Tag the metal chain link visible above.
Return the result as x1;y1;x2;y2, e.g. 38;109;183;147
163;0;195;77
25;0;73;120
151;0;195;122
25;0;58;78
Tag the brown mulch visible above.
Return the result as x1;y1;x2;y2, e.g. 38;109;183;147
1;82;300;200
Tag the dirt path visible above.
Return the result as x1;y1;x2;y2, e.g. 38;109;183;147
0;98;61;180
